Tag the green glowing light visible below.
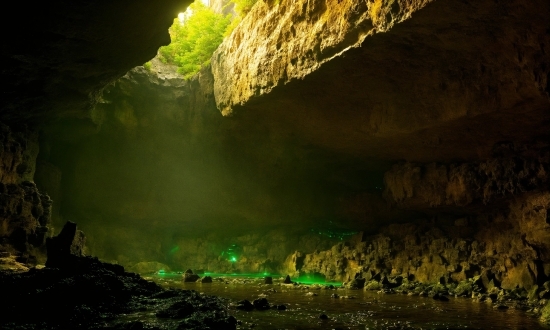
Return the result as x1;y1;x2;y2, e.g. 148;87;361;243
222;244;242;262
169;246;180;255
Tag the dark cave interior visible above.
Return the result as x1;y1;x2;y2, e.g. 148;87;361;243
1;0;550;329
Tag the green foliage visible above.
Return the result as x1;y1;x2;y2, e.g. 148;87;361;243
143;61;152;71
232;0;259;16
158;1;232;78
224;16;241;37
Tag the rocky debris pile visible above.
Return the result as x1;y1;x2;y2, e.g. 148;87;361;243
0;222;237;330
286;192;550;324
290;194;550;289
152;289;236;329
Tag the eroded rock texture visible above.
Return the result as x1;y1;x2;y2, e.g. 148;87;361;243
384;148;550;210
0;124;50;261
213;0;550;163
290;191;550;289
0;1;549;325
213;0;432;115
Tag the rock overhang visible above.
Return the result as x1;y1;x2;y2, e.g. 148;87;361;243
211;0;550;163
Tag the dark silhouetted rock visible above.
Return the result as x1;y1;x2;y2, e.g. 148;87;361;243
253;298;270;310
277;304;287;311
319;314;329;320
283;275;292;284
348;277;366;289
183;271;200;282
264;276;273;284
45;221;85;268
432;293;449;301
200;276;213;283
236;299;254;311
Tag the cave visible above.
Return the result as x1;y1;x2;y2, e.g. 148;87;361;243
1;0;549;329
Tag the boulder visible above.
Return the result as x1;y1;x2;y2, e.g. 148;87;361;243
347;277;366;289
200;276;213;283
45;221;85;268
252;298;270;310
236;300;254;311
283;275;292;284
364;280;382;291
183;270;200;282
264;276;273;284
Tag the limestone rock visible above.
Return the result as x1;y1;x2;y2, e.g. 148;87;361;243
283;275;292;284
290;191;550;290
212;0;431;116
200;276;213;283
183;270;200;282
1;0;191;123
45;221;86;268
383;154;550;210
542;301;550;325
252;297;270;310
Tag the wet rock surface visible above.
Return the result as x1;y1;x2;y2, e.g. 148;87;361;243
152;275;548;329
0;224;235;330
0;257;236;330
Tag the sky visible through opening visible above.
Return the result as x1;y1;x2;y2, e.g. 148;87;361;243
178;0;211;23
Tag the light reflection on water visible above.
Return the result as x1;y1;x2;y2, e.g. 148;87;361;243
151;275;548;330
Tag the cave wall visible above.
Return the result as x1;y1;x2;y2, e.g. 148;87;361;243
212;0;550;163
289;182;550;290
1;0;197;260
0;123;51;262
39;61;395;269
0;0;548;308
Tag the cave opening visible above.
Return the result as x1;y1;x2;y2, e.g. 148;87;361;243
1;0;550;329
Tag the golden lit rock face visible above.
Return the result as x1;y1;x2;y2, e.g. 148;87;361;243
212;0;432;116
290;192;550;289
212;0;550;163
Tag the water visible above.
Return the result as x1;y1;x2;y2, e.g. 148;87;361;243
147;274;548;330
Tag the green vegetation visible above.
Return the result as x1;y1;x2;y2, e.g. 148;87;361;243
158;1;232;78
143;61;152;71
232;0;258;16
153;0;261;79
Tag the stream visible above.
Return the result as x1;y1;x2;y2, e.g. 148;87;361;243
144;273;548;330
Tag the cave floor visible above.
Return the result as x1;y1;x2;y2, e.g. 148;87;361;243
150;275;548;330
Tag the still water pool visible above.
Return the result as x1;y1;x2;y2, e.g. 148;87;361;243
148;274;548;330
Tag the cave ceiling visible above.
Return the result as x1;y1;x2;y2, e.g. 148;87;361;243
0;0;549;234
0;0;547;163
0;0;191;124
213;0;550;163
